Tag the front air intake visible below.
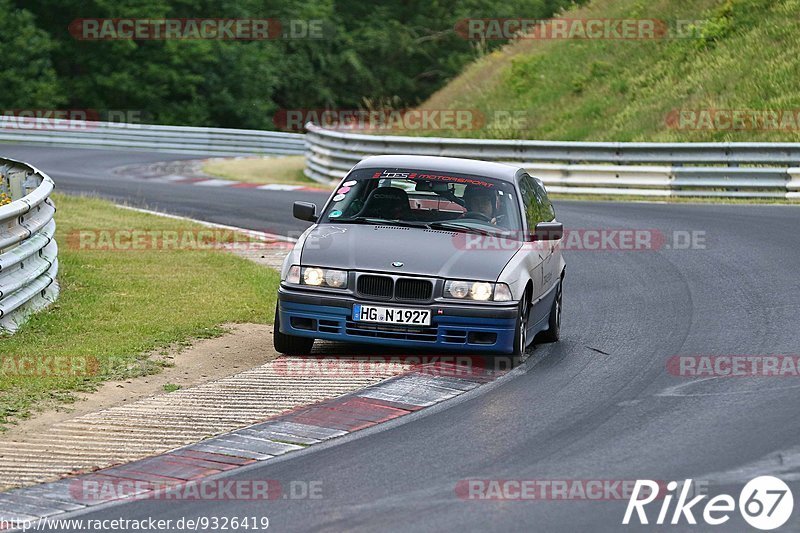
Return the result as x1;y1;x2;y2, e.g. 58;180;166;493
356;274;394;299
395;278;433;301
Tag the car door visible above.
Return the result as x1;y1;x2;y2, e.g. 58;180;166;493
517;174;545;302
530;176;560;295
519;173;558;325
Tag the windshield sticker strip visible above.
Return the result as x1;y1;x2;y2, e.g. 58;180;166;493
371;169;494;188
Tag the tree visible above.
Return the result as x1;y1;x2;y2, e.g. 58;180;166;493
0;0;63;109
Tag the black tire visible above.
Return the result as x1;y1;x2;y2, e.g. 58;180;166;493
273;303;314;355
539;281;562;343
512;293;530;356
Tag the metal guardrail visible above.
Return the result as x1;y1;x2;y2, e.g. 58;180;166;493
0;117;305;157
0;158;58;334
304;123;800;198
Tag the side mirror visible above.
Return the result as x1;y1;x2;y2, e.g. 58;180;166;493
532;221;563;241
293;201;317;222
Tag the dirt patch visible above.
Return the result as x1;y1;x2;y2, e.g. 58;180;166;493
1;323;278;442
222;241;292;271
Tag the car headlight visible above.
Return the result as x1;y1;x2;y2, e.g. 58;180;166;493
447;281;471;298
444;280;513;302
285;265;348;289
304;267;324;286
324;269;348;288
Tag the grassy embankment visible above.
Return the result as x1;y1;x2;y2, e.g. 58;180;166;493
419;0;800;142
203;156;324;187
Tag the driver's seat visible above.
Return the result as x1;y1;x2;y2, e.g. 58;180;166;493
357;187;412;219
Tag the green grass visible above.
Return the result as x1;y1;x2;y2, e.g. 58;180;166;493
203;156;328;187
0;193;279;429
417;0;800;142
163;383;182;393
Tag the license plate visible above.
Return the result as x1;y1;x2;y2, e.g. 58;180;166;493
353;304;431;326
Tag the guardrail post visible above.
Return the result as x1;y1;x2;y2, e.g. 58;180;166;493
8;169;26;200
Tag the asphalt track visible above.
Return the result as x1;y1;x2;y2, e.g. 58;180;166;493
4;145;800;532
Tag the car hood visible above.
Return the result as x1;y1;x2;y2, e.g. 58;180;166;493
300;224;522;280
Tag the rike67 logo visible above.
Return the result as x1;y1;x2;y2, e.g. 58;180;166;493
623;477;793;530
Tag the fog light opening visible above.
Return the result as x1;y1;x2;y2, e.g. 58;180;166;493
468;331;497;345
290;317;316;331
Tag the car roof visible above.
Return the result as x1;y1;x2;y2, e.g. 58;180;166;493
351;155;522;182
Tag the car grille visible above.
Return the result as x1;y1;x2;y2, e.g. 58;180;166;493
356;275;434;302
357;275;393;299
395;278;433;301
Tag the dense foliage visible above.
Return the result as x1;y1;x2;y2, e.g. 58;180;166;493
4;0;583;129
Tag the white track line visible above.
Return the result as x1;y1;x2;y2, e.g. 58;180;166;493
115;204;298;242
192;179;239;187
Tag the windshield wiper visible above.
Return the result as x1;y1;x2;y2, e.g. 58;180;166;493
335;217;432;229
375;220;432;229
333;216;385;225
428;221;508;237
335;217;509;236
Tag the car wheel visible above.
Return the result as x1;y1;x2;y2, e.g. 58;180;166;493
540;281;562;343
273;302;314;355
512;294;530;356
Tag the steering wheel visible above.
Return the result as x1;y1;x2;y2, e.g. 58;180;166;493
463;211;492;222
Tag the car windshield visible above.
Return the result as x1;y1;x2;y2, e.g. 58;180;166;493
319;168;523;237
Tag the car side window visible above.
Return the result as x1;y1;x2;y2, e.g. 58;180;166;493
518;174;554;229
530;176;555;222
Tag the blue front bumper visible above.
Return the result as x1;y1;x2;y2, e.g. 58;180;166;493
278;289;517;354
